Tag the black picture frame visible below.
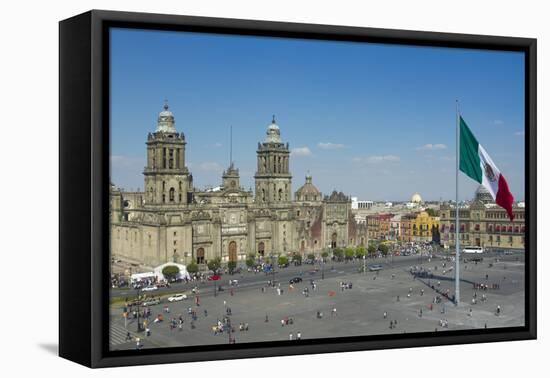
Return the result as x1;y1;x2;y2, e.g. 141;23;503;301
59;9;537;368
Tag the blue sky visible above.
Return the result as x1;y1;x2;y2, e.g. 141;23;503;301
110;28;525;202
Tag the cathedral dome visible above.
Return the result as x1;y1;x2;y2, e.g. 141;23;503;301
265;115;281;144
295;175;321;201
475;185;493;204
156;101;176;133
411;192;423;203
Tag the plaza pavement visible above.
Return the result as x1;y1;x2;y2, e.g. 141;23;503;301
110;253;525;350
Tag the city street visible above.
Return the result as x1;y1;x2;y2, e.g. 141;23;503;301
110;252;525;350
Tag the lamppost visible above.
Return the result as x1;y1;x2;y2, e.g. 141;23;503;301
270;254;276;286
136;287;143;333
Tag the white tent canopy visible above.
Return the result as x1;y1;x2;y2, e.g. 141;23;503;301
130;271;156;283
153;262;191;282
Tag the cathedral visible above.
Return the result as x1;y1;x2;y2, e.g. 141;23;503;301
110;103;367;267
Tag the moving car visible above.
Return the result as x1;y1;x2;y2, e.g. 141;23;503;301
142;297;161;306
368;264;384;271
141;285;158;292
289;277;303;284
167;293;188;302
463;246;484;254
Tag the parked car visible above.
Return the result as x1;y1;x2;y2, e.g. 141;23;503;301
167;293;188;302
289;277;303;284
142;297;161;306
141;285;158;292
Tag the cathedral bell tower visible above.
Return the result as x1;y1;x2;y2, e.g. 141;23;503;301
143;101;191;205
254;116;292;204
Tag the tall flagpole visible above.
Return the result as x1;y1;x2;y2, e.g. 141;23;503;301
455;100;461;305
230;125;233;166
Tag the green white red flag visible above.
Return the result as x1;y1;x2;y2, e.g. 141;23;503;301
459;116;515;220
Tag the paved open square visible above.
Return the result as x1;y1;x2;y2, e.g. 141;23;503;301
110;252;524;350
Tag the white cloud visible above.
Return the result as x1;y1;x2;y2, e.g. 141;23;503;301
514;131;525;137
318;142;345;150
353;155;400;164
291;146;313;156
213;142;223;147
198;162;223;171
416;143;447;151
493;120;504;125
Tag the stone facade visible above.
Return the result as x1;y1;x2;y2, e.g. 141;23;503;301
439;186;526;250
110;105;367;267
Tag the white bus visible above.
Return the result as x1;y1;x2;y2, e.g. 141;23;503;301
462;246;484;254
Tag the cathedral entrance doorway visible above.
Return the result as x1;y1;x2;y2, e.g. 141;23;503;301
331;232;337;248
229;241;237;262
196;247;205;264
300;240;305;252
258;241;265;257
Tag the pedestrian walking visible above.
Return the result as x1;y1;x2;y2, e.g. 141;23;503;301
383;311;387;319
297;331;301;340
289;332;293;340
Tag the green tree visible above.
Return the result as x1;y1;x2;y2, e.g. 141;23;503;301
321;251;329;261
245;254;256;268
425;208;437;217
307;253;315;261
292;253;303;264
207;257;222;272
344;246;355;260
186;260;199;274
333;248;344;261
355;246;366;259
227;260;237;274
378;243;389;256
161;265;180;281
278;255;289;266
368;245;376;256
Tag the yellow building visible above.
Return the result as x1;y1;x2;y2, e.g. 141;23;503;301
400;210;440;243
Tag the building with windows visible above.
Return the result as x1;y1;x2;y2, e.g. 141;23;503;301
110;104;367;267
439;186;526;250
399;210;440;243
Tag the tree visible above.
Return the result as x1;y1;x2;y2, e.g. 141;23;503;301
333;248;344;261
425;208;437;217
431;225;441;244
378;243;389;256
321;251;329;261
292;253;302;265
227;260;237;274
355;246;366;259
207;257;222;273
344;246;355;260
161;265;180;281
278;255;289;266
368;245;376;256
245;254;256;268
186;261;199;274
307;253;315;261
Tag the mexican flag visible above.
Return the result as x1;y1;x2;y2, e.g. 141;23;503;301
459;116;515;220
